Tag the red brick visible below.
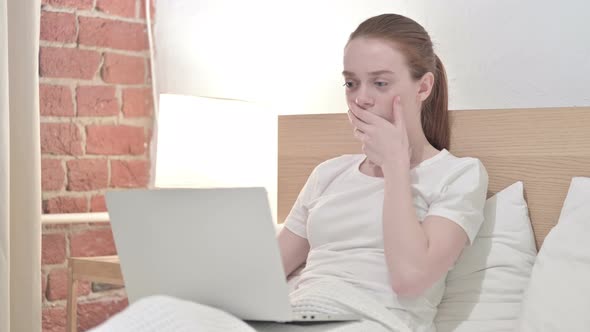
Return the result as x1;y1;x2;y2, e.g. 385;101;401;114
42;159;65;191
86;125;145;155
79;17;148;51
40;11;76;43
78;297;129;331
40;84;74;117
96;0;136;18
76;86;119;117
139;0;155;19
45;196;88;214
70;228;117;257
47;268;91;301
40;47;101;80
43;0;93;9
111;160;149;188
42;233;67;265
42;306;66;332
122;87;152;117
67;159;109;191
40;123;83;156
90;195;107;212
101;53;145;84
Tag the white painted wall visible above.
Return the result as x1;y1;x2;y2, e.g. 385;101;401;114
155;0;590;112
408;1;590;110
156;0;590;114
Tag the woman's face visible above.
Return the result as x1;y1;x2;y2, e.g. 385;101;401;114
343;37;432;128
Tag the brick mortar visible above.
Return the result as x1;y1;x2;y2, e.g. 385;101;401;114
85;195;91;212
69;83;78;116
115;85;123;111
43;6;147;24
135;0;140;18
78;10;147;24
120;117;154;127
79;45;150;57
43;191;93;199
41;116;117;125
72;88;87;154
42;154;149;161
39;41;77;49
41;77;151;88
115;86;123;125
94;51;105;82
40;5;76;14
42;117;117;126
60;158;68;190
40;41;150;58
74;6;80;43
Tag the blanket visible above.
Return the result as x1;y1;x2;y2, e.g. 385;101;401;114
89;279;411;332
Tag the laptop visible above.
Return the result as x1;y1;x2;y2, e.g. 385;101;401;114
105;187;359;323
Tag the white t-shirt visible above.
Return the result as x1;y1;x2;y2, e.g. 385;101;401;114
284;149;488;332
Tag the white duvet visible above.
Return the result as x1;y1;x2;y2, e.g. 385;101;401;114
90;279;411;332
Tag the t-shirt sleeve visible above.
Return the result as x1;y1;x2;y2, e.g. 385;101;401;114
425;158;489;245
283;167;319;239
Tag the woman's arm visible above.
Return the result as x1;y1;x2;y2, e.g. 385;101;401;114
381;162;469;298
277;227;310;277
348;97;485;298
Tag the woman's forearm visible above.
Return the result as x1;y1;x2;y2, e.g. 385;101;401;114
381;161;430;295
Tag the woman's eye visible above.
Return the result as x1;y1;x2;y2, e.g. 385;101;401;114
375;81;388;87
343;82;355;88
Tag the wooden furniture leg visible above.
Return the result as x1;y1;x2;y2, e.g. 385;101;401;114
65;256;123;332
66;263;78;332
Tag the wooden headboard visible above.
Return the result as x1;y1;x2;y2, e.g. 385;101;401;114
278;107;590;249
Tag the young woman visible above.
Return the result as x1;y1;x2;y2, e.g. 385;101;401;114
278;13;488;331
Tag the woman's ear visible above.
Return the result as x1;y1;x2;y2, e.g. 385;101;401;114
417;72;435;102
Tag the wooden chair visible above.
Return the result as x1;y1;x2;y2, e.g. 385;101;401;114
66;256;124;332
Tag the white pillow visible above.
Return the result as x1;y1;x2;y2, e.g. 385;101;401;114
435;181;537;332
517;177;590;332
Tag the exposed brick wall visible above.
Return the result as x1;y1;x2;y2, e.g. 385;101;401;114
40;0;155;330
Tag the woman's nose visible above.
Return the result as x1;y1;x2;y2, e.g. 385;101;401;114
355;95;374;109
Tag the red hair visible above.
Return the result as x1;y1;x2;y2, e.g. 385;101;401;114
350;14;450;150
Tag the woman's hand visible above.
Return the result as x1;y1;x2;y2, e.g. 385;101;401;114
348;96;411;168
